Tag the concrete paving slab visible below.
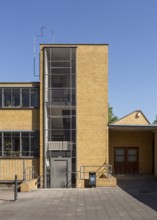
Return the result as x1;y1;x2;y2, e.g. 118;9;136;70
0;176;157;219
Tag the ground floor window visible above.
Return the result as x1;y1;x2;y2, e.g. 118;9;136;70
0;131;39;157
114;147;139;174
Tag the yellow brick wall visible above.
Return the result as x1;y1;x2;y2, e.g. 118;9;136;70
0;109;39;130
0;82;40;131
0;158;39;181
109;131;153;174
114;111;149;125
76;45;108;187
0;83;40;182
0;83;39;87
39;44;109;188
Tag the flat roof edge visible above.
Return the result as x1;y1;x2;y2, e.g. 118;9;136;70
109;124;157;127
40;43;109;46
0;82;39;84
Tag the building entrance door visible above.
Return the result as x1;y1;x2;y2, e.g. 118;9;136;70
114;147;139;174
50;158;71;188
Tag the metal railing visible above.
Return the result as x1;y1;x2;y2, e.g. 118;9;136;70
36;175;44;188
23;166;44;189
23;166;37;181
80;164;112;180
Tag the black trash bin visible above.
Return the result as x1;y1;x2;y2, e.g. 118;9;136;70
89;172;96;187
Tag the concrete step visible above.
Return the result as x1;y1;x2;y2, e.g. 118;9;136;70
20;179;37;192
96;176;117;187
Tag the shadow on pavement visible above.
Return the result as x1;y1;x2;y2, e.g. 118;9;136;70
116;174;157;211
0;190;14;203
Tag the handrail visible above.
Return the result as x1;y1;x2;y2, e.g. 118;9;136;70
23;166;38;181
23;165;44;189
80;164;112;180
36;175;44;188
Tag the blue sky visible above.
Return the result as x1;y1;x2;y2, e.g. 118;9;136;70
0;0;157;122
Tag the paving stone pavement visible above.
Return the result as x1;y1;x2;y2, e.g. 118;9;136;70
0;176;157;220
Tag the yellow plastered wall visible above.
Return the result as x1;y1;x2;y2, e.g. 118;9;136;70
109;131;153;174
76;45;108;187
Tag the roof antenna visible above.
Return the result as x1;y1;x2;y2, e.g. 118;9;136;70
33;27;54;77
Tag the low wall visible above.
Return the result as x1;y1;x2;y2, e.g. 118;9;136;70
0;158;39;181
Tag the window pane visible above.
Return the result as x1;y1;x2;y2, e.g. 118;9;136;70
22;89;29;107
4;89;11;107
48;89;76;105
49;75;75;88
12;89;20;107
50;68;70;75
128;149;137;156
115;149;125;156
115;155;124;162
31;88;39;107
22;133;29;156
49;48;71;61
128;155;137;162
30;133;39;156
12;133;20;156
72;130;76;142
4;133;11;156
48;129;70;141
63;118;70;130
50;61;71;68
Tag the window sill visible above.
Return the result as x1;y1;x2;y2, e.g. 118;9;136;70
0;107;39;110
0;156;39;159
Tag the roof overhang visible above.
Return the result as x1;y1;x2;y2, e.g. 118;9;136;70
109;124;157;132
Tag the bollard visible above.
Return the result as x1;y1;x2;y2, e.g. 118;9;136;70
14;175;18;201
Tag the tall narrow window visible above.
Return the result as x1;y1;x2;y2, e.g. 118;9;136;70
4;89;11;107
22;88;29;107
12;133;20;156
31;88;39;107
22;133;30;156
12;88;20;107
31;133;39;156
4;132;11;156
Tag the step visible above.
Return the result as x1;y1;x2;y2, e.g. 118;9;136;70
20;179;37;192
96;176;117;187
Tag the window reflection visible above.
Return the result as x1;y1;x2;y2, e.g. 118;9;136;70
0;132;39;157
0;87;39;108
22;133;30;156
4;89;11;107
31;88;39;107
22;88;29;107
12;89;20;106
